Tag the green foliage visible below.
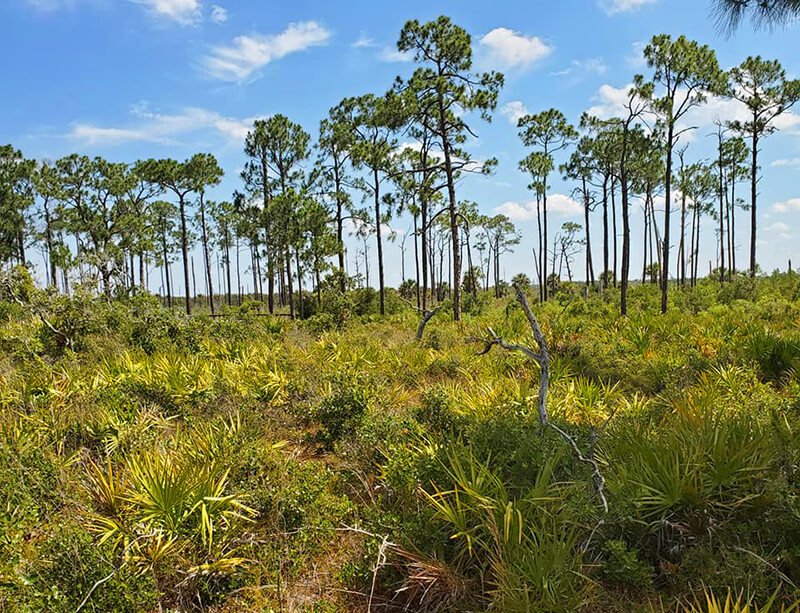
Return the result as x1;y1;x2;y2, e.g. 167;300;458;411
602;540;654;588
311;375;371;447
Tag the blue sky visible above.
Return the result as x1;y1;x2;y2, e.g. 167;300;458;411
2;0;799;291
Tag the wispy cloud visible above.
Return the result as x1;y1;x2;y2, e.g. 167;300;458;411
500;101;529;125
771;158;800;167
550;57;608;78
24;0;78;10
203;21;332;82
68;103;260;146
496;194;582;221
352;31;376;48
478;27;552;71
625;41;647;68
772;198;800;214
210;4;227;24
131;0;202;26
598;0;657;15
378;46;412;62
766;220;793;239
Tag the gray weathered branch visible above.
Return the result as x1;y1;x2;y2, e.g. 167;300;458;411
468;283;608;515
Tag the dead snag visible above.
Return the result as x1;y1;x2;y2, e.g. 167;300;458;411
468;283;608;515
416;306;442;340
401;296;443;341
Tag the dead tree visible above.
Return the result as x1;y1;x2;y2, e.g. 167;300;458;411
400;295;443;341
468;283;608;514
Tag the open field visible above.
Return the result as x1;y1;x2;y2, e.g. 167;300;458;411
3;271;800;612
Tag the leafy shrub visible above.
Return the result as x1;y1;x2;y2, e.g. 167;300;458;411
19;522;157;612
312;376;371;447
602;540;653;588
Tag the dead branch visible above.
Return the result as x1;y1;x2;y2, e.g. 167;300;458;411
400;296;443;341
416;306;442;340
468;283;609;516
3;280;73;350
467;284;549;426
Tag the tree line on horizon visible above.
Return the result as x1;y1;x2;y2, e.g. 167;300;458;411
1;15;799;319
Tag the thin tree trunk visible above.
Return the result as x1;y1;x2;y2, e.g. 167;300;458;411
731;175;737;276
661;127;673;313
612;179;618;288
679;187;687;287
582;176;595;292
437;98;462;320
225;228;232;306
413;213;421;309
421;199;429;310
373;168;385;316
43;199;58;291
642;199;649;284
602;176;609;290
162;231;172;308
236;237;242;305
536;193;544;301
250;242;259;303
296;250;303;319
199;194;215;315
191;256;198;308
286;248;295;319
543;191;549;301
750;129;758;277
717;132;725;283
334;159;346;293
179;199;191;315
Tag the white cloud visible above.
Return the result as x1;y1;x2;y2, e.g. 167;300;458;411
772;158;800;167
379;46;412;62
352;31;375;48
772;198;800;214
500;101;529;125
478;28;552;71
131;0;202;26
496;193;582;221
203;21;332;82
68;103;260;146
24;0;77;10
550;57;608;78
599;0;657;15
625;41;647;68
586;83;634;119
766;221;792;239
210;4;227;24
584;82;800;141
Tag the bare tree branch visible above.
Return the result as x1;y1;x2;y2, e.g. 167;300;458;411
467;283;609;515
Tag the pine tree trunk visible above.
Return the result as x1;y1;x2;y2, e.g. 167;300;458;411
661;126;673;313
421;198;428;310
750;129;758;277
373;167;385;316
286;248;295;320
437;98;462;320
583;176;595;293
413;214;421;309
199;194;215;315
602;177;609;290
179;198;192;315
612;179;618;288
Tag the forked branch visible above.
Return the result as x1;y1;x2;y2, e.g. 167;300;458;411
400;296;443;340
468;284;549;426
468;283;608;514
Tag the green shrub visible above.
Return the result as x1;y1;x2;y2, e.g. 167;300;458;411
602;540;653;588
312;376;371;447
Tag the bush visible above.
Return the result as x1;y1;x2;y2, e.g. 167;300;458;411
602;540;653;588
312;376;371;447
